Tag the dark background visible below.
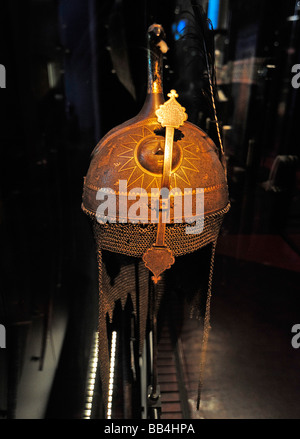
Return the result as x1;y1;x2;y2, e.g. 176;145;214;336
0;0;299;419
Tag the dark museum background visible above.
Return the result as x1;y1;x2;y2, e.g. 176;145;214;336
0;0;300;419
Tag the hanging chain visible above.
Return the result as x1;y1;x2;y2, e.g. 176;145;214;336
97;247;102;349
207;61;224;156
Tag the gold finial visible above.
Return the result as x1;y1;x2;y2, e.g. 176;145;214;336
167;89;179;98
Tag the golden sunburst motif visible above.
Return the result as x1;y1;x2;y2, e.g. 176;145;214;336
116;125;200;190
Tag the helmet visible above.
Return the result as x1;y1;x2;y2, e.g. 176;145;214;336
82;23;229;414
